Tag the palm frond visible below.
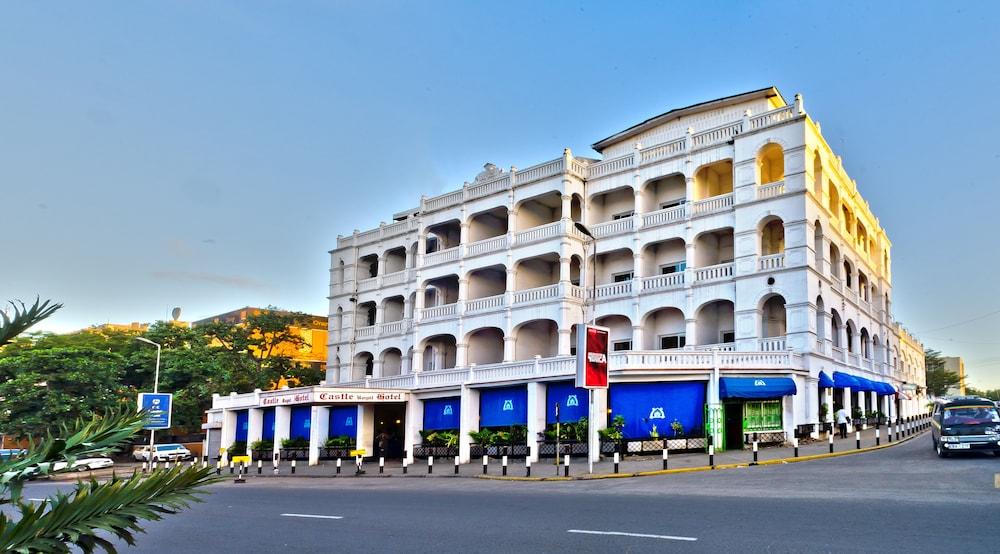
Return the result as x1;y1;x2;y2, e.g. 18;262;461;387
0;466;220;553
0;410;148;502
0;298;62;347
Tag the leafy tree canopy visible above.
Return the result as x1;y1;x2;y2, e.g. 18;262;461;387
924;348;960;397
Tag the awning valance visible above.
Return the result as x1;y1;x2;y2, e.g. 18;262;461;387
818;371;835;388
719;377;797;399
833;371;860;389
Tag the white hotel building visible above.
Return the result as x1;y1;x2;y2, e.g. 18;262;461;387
205;87;927;465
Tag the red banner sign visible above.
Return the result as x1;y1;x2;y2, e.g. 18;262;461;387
576;324;609;389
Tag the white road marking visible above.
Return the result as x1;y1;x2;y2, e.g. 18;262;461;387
280;513;344;520
568;529;697;542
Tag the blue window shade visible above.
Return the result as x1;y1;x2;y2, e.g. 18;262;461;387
290;406;312;440
479;386;527;427
262;408;275;441
833;371;860;389
610;382;705;440
235;410;249;442
329;406;357;437
423;397;461;430
818;371;834;388
719;377;797;399
852;376;877;392
546;381;589;424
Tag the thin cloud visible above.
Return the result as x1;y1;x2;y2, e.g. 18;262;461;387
150;270;270;290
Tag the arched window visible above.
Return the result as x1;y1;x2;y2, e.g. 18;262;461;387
812;151;823;196
757;143;785;184
760;218;785;255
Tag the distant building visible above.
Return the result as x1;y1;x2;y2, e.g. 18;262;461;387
942;356;966;396
192;307;327;369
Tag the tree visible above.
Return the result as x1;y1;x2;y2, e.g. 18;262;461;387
924;348;959;397
0;347;127;438
0;298;217;552
966;387;1000;401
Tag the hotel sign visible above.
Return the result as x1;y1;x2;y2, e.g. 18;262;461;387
259;388;407;406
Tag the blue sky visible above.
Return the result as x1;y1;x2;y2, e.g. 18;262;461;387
2;2;998;386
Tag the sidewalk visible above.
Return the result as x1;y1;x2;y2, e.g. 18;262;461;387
210;419;929;481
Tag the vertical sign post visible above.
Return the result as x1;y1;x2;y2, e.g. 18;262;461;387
576;323;609;474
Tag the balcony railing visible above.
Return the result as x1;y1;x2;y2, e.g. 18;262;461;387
420;303;457;320
467;235;508;257
513;220;563;245
357;276;378;292
758;253;785;271
694;262;734;282
592;281;632;300
513;284;560;304
757;180;786;200
423;246;460;267
465;294;505;314
758;336;787;352
641;204;686;228
380;319;410;335
381;270;407;286
338;349;804;391
691;193;734;216
591;217;634;238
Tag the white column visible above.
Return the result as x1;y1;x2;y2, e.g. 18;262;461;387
356;405;375;458
247;408;263;462
782;394;796;442
458;385;480;463
526;382;547;463
870;391;878;418
220;409;237;463
309;406;329;466
273;406;291;460
857;390;867;420
404;397;423;465
842;388;853;432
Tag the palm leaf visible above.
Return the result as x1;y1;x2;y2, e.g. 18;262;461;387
0;466;220;553
0;298;62;347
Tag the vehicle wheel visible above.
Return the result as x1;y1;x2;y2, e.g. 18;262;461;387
936;442;949;458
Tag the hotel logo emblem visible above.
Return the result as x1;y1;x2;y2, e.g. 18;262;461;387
502;399;514;411
566;394;579;407
649;407;666;420
442;405;453;416
345;417;354;426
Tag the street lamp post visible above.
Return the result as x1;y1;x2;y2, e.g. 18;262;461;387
135;337;161;464
573;222;599;474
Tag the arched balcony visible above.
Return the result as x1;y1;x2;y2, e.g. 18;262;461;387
466;327;505;365
515;192;563;232
353;351;374;380
642;307;686;350
759;217;785;271
466;265;507;313
592;248;634;300
757;143;784;185
514;319;559;360
692;228;734;282
695;300;735;348
640;238;687;292
421;334;457;371
759;294;787;351
595;315;633;352
693;160;733;201
380;348;403;377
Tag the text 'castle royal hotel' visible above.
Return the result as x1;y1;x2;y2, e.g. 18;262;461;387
205;87;927;464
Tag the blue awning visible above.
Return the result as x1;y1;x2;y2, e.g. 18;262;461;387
852;376;878;392
832;371;859;389
875;382;897;395
883;382;897;394
719;377;797;399
818;371;834;388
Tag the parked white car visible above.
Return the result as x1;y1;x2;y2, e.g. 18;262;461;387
132;444;192;462
52;457;115;472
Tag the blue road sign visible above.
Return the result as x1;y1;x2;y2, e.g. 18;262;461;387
137;393;173;430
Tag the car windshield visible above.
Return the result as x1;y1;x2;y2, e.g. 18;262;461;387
943;406;1000;425
158;445;180;450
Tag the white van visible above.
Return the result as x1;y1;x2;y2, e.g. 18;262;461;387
133;444;193;462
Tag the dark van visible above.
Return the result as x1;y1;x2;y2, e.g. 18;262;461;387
931;397;1000;457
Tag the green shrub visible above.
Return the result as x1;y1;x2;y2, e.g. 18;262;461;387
227;441;247;456
598;415;625;442
420;429;458;447
324;435;355;448
250;440;273;451
280;437;309;448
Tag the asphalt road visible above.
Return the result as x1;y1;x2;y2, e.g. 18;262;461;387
24;433;1000;552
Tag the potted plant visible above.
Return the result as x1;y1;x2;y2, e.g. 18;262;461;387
280;437;309;459
250;440;273;459
851;406;864;426
227;440;247;457
670;419;684;438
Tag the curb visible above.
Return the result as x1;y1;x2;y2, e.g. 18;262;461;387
474;429;929;482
